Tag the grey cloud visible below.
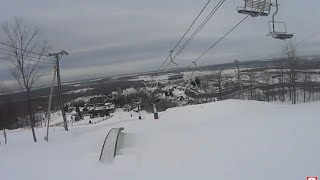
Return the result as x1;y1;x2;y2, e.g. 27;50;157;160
61;39;174;68
1;0;320;88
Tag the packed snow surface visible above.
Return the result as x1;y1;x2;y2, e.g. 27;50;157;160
0;100;319;180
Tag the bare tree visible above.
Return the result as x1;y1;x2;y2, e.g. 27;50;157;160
308;74;312;102
303;72;307;102
279;65;286;102
217;69;223;101
1;17;50;142
283;40;299;104
262;71;270;102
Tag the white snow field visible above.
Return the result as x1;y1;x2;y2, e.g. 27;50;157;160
0;100;319;180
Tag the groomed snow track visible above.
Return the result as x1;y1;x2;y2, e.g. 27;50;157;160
99;127;124;163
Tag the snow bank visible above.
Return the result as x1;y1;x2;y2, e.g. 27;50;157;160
0;100;319;180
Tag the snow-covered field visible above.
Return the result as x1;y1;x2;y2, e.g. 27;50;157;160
129;74;169;82
65;87;93;95
0;100;319;180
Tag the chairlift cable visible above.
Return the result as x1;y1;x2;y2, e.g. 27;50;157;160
186;15;250;69
171;0;213;53
157;60;173;75
296;31;320;46
157;0;227;75
152;0;213;80
155;54;170;74
172;0;227;61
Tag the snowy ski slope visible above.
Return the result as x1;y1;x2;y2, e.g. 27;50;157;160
0;100;319;180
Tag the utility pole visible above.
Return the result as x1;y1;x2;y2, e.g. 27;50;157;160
235;60;244;100
49;50;69;131
45;64;57;141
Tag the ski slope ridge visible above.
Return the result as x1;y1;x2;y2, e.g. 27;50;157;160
0;100;319;180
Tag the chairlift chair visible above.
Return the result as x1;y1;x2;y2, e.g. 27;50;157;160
237;0;272;17
168;49;184;79
267;0;293;40
268;21;293;40
169;49;179;69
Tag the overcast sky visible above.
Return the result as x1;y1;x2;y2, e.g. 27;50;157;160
1;0;320;89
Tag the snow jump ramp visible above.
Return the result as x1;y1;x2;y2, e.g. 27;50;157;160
99;127;124;163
